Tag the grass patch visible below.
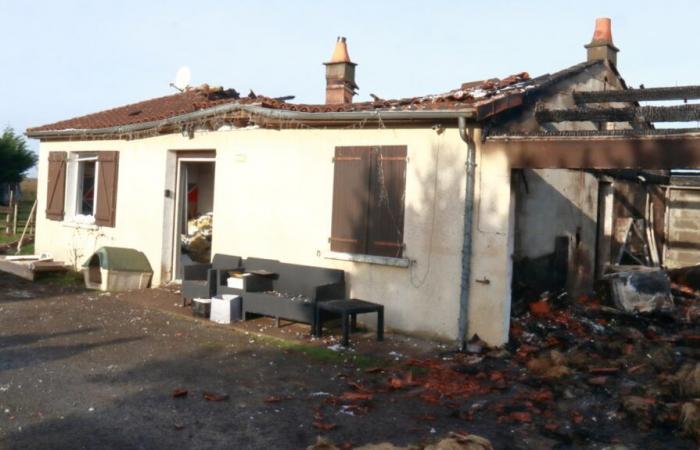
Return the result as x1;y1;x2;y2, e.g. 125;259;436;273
36;270;84;287
18;243;34;255
252;332;388;369
0;233;21;244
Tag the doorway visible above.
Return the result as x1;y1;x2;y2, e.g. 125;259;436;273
172;157;216;280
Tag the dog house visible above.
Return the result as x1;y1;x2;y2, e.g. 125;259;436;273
83;246;153;291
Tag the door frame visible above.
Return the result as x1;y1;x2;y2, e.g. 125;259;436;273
163;150;216;283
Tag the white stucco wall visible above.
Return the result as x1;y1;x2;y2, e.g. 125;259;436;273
467;131;515;345
35;126;474;341
36;138;171;283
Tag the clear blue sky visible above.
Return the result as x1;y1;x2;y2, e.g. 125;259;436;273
2;0;699;173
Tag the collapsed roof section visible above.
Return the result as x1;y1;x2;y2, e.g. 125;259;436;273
26;70;562;140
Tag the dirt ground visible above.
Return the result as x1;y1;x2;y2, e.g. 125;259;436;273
0;271;698;450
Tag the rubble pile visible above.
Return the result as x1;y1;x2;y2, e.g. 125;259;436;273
308;268;700;448
181;212;212;262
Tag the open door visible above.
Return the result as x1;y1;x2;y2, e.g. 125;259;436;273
172;156;216;280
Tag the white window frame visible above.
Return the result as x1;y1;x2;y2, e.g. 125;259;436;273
65;153;99;224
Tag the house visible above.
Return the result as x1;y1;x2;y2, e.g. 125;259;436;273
26;19;700;346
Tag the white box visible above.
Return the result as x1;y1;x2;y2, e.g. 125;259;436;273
226;273;250;289
210;295;242;324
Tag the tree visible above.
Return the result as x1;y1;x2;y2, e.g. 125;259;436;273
0;127;37;184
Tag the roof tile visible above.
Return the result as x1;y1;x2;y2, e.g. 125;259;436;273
28;73;532;133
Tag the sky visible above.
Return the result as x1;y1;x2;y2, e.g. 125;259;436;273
2;0;700;176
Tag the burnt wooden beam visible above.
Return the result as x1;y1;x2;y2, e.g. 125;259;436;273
574;85;700;103
484;132;700;169
489;128;700;138
536;104;700;124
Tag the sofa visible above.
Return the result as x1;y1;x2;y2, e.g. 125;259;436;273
239;258;345;332
181;254;242;306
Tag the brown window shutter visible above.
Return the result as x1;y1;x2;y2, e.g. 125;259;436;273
330;147;371;254
367;146;407;258
94;151;119;227
45;151;67;221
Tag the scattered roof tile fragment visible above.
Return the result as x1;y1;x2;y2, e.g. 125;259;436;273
27;72;532;133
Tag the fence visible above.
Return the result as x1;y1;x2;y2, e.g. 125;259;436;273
0;191;18;235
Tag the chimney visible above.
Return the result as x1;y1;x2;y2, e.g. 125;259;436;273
585;17;619;66
324;37;358;104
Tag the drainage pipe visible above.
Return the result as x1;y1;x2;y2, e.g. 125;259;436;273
457;116;477;350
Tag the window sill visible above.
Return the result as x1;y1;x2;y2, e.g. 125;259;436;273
61;221;99;231
324;251;411;268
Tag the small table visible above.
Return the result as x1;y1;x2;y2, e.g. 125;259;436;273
315;299;384;347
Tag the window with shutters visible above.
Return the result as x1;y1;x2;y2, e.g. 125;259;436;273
330;146;407;258
45;151;119;227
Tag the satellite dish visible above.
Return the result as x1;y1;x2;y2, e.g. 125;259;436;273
172;66;191;91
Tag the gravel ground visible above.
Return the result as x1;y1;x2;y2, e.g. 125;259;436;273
4;272;692;450
0;273;462;450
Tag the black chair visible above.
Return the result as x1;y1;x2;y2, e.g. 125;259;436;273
181;254;242;306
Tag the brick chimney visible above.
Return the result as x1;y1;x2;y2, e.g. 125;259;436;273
585;17;619;66
324;37;358;104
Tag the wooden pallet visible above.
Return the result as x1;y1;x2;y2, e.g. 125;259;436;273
0;256;69;281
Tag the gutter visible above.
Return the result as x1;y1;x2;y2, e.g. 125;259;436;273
457;116;477;351
26;103;477;139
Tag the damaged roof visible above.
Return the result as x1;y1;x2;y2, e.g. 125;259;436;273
26;60;606;138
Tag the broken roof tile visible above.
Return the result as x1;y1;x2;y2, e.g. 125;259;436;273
27;71;538;134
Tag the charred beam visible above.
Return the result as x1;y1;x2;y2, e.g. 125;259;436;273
574;85;700;103
488;128;700;138
536;104;700;124
484;133;700;169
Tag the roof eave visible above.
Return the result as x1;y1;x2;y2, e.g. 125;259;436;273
26;103;480;140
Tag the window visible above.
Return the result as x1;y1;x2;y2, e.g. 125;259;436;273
330;146;407;258
45;151;119;227
76;157;97;216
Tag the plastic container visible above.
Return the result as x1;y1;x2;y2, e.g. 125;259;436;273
210;294;242;324
192;298;212;318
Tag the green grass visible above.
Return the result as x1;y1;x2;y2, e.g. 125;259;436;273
254;332;388;369
0;233;34;255
18;243;34;255
36;270;84;287
0;233;21;244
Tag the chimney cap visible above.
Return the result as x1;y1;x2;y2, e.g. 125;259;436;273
586;17;618;48
325;36;355;65
584;17;619;65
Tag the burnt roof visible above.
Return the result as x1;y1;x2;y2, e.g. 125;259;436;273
27;61;609;137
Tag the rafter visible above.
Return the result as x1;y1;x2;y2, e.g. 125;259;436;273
536;104;700;124
573;85;700;103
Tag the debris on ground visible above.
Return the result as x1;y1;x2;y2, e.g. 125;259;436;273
172;388;188;398
202;391;229;402
307;432;494;450
307;266;700;448
599;266;674;313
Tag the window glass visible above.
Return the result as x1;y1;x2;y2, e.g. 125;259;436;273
78;160;96;216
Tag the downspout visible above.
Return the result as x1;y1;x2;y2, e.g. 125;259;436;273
457;116;477;351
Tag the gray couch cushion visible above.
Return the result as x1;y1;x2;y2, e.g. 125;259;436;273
212;254;242;270
275;263;344;299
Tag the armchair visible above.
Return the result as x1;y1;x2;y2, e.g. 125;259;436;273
181;254;242;306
